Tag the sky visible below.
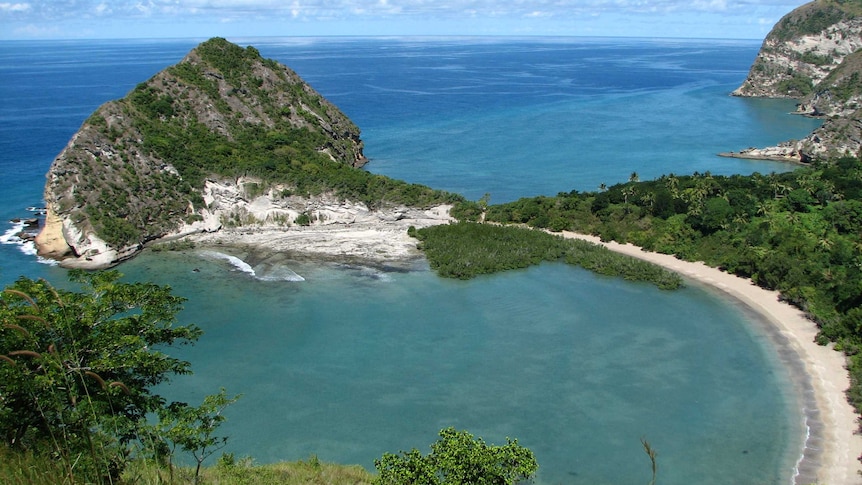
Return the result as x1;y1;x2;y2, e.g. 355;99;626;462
0;0;811;41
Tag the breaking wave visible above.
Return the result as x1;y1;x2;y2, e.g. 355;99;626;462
198;250;305;282
1;220;58;265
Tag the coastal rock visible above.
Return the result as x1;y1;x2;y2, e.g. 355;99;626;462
184;201;455;264
719;143;805;162
34;207;72;260
733;17;862;99
36;38;369;268
731;1;862;162
155;174;455;263
192;178;442;230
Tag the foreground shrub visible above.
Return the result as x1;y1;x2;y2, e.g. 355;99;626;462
0;271;236;483
374;427;538;485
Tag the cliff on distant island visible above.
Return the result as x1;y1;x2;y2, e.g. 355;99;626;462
727;0;862;162
36;38;456;269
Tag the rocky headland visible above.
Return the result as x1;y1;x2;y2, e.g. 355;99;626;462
35;38;457;269
725;0;862;162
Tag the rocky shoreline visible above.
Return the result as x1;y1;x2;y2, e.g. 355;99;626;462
172;179;455;266
35;175;455;269
179;204;454;266
729;5;862;163
718;146;808;163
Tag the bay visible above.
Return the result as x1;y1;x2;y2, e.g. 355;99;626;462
0;37;822;484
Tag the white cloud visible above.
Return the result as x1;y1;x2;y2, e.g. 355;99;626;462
0;2;31;12
691;0;729;12
0;0;811;20
13;23;59;35
0;0;812;39
94;2;111;15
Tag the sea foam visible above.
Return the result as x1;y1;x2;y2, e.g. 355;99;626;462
198;250;305;282
0;220;26;245
1;220;57;265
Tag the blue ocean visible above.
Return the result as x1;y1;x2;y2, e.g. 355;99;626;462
0;37;825;484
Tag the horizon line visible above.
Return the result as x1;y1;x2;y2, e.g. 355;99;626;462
0;33;766;43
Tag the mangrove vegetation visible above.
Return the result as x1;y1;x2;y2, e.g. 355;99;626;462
411;222;683;290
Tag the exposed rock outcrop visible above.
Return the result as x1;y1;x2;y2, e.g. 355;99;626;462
190;177;431;231
730;0;862;162
180;177;455;264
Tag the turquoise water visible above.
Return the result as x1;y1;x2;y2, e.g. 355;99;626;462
0;37;825;483
120;252;801;485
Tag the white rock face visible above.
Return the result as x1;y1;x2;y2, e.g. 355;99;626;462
166;177;455;264
793;19;862;56
734;18;862;99
37;209;141;269
185;178;446;231
37;173;454;269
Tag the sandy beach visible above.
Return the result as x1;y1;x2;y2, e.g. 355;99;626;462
560;231;862;485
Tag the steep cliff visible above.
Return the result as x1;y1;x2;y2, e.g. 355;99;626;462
36;38;377;268
729;0;862;162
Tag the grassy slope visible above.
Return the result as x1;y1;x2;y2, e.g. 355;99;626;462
0;446;373;485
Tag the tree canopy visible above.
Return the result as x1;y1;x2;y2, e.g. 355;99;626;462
374;427;538;485
0;271;220;482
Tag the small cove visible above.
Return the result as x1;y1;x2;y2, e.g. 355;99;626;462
123;251;803;485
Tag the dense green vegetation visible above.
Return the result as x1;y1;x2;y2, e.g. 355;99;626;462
128;99;459;209
136;38;461;213
776;74;815;96
769;0;861;42
412;222;683;289
819;49;862;102
0;271;238;484
461;158;862;416
374;427;537;485
134;39;460;205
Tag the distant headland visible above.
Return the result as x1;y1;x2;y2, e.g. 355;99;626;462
727;0;862;163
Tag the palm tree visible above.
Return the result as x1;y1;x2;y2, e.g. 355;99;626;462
732;214;749;228
797;171;819;195
623;185;637;210
767;172;789;199
641;191;656;210
664;174;680;199
682;181;710;216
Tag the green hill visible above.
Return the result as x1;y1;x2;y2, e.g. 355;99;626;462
36;38;460;267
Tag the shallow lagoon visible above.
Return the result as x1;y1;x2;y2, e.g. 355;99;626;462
115;249;803;485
